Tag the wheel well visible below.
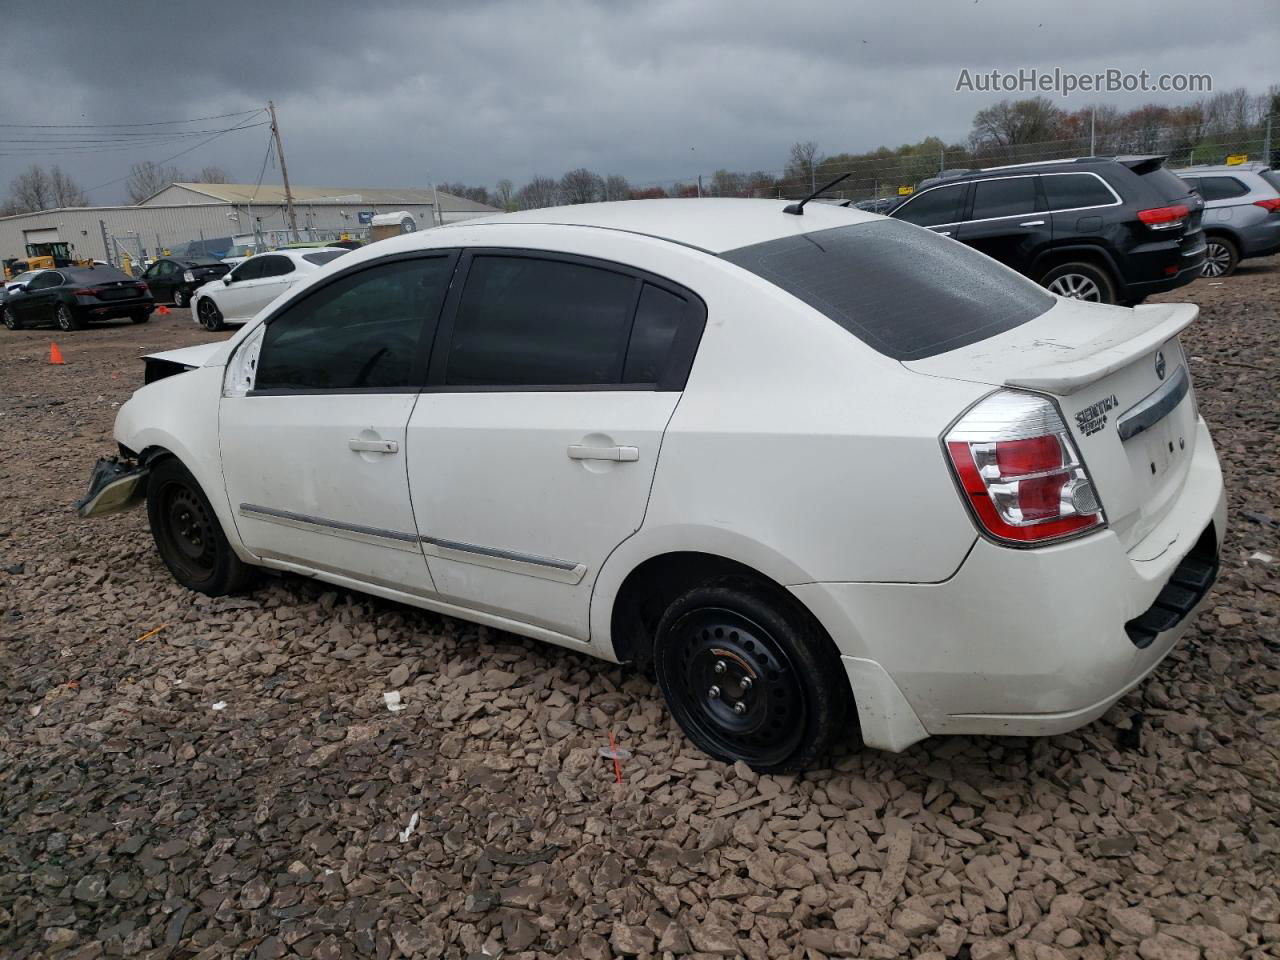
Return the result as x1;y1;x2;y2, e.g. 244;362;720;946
609;551;837;669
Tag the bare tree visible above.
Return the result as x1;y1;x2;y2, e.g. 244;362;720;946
7;164;55;212
603;174;630;201
494;178;514;211
49;165;87;207
515;175;560;210
710;169;746;197
127;161;185;203
195;165;231;183
559;168;604;204
786;140;823;192
969;97;1063;151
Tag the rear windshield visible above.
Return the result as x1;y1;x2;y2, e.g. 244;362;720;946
64;266;131;283
1139;165;1193;201
720;219;1054;361
1259;170;1280;194
302;250;347;266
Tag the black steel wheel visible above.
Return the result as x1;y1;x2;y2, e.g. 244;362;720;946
653;579;848;771
197;298;224;332
146;457;253;595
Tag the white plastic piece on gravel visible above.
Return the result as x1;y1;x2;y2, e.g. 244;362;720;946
398;811;420;843
383;690;406;713
598;746;632;760
1250;551;1275;563
211;701;226;711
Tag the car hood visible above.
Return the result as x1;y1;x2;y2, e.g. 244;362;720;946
144;342;227;369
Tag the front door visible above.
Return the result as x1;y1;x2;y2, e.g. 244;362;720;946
14;270;62;324
219;253;456;594
406;251;705;641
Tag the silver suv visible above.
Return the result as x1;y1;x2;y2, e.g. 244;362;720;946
1176;163;1280;277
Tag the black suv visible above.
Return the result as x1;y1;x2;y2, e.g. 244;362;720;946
890;156;1206;305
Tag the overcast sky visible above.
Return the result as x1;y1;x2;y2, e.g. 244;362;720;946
1;0;1275;204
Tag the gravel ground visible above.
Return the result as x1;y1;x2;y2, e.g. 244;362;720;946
1;265;1278;960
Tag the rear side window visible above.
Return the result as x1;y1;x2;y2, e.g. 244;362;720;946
721;219;1054;362
624;284;685;383
1197;176;1250;201
1043;173;1116;210
971;177;1040;220
254;257;452;391
893;184;965;227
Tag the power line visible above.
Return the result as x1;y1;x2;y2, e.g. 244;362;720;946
0;109;266;129
0;124;271;158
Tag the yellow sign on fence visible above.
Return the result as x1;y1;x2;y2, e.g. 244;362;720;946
1226;154;1248;166
898;185;914;196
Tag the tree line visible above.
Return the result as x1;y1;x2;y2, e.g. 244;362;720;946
4;84;1274;218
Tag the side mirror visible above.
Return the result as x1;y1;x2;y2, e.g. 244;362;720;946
222;275;233;285
10;284;25;293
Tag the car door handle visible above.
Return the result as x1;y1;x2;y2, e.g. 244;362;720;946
937;230;951;237
1020;220;1046;227
567;443;639;462
348;438;399;454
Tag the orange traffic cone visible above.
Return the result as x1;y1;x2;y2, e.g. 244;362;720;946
157;305;170;316
49;342;65;365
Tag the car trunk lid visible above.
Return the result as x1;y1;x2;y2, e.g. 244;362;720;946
82;279;148;301
906;298;1201;552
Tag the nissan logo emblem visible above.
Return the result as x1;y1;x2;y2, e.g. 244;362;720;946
1155;351;1166;380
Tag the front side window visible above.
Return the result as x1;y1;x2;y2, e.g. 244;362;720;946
28;271;62;291
893;184;965;227
255;255;296;279
1043;173;1116;211
253;256;453;392
446;256;637;387
971;177;1040;220
230;259;264;282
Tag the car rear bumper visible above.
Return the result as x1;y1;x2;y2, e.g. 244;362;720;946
1235;219;1280;259
76;298;153;319
792;415;1226;751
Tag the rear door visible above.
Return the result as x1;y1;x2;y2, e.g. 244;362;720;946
406;250;705;640
956;175;1048;270
891;182;968;238
1042;170;1123;249
219;253;456;593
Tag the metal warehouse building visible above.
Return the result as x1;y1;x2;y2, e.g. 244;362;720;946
0;183;501;264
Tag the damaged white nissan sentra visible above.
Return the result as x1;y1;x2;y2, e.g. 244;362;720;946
78;197;1226;771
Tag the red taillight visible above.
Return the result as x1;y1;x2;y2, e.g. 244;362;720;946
945;391;1104;546
136;282;148;291
1141;203;1187;230
72;288;97;296
1254;197;1280;213
1137;204;1189;230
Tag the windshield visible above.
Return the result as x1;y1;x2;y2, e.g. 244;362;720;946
720;219;1054;361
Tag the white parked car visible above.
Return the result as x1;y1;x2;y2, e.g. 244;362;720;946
191;248;348;331
77;200;1226;770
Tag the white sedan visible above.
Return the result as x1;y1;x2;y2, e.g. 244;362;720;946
77;199;1226;770
191;248;348;331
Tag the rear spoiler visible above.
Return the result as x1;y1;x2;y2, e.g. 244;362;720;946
1117;155;1167;175
1003;303;1199;394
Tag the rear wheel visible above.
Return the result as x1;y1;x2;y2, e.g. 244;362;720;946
2;307;19;330
1201;236;1239;278
1040;262;1116;304
197;298;225;332
653;578;848;772
56;303;84;331
131;310;150;324
172;288;187;308
147;457;252;595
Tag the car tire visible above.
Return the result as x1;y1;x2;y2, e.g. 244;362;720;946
197;298;225;332
2;306;20;330
1201;236;1239;279
146;456;253;596
56;303;84;331
1039;262;1117;304
131;310;150;324
652;577;849;772
173;288;187;308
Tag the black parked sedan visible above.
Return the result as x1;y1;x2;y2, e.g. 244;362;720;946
141;256;230;307
2;266;154;331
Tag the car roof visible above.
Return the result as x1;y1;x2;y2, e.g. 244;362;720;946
1177;163;1270;174
437;198;881;254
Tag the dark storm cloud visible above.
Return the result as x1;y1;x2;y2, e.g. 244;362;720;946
1;0;1274;202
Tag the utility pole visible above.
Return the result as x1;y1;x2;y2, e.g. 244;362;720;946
1090;105;1097;157
697;174;703;198
268;100;300;242
99;219;111;267
939;144;945;174
1265;114;1273;167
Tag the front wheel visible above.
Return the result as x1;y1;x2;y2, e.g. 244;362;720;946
56;303;84;331
1201;236;1239;278
197;298;225;332
146;457;253;595
1040;262;1117;305
653;578;849;772
3;307;19;330
173;288;187;308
